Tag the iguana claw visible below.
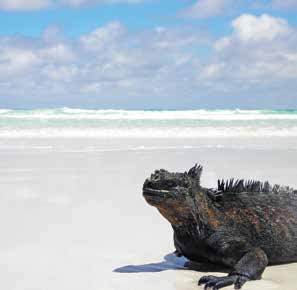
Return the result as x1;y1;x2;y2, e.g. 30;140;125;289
198;274;249;290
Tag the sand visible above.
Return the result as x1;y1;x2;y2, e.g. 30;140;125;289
0;137;296;290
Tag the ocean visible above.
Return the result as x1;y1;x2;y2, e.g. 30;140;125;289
0;108;297;138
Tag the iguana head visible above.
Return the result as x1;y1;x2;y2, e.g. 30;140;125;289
143;164;203;225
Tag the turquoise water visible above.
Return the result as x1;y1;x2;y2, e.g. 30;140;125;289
0;108;297;138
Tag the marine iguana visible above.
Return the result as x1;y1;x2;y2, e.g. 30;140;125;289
143;164;297;289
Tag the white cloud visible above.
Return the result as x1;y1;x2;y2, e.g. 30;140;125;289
80;22;125;51
2;0;296;13
0;22;206;106
0;0;147;10
231;14;291;42
42;26;65;44
42;65;79;81
206;14;297;87
0;49;39;76
61;0;145;6
0;0;50;11
215;14;294;55
183;0;237;18
1;15;297;108
183;0;297;19
39;44;75;62
272;0;297;9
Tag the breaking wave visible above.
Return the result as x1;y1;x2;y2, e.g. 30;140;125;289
0;108;296;138
0;108;297;120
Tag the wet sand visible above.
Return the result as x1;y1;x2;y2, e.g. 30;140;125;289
0;137;296;290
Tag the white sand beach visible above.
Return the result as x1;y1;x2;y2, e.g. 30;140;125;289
0;137;296;290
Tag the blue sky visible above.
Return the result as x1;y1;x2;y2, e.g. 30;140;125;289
2;1;297;38
0;0;297;109
0;1;186;37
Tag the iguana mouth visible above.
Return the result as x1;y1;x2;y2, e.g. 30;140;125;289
142;186;174;204
142;187;170;196
142;179;185;199
142;182;179;206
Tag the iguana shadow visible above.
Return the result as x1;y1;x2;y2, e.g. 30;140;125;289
113;253;229;273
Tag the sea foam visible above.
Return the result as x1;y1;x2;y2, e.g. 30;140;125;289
0;108;296;138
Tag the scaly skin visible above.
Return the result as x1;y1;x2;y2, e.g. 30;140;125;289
143;164;297;289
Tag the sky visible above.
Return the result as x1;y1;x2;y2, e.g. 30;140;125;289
0;0;297;109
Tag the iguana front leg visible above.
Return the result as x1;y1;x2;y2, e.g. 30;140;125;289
198;247;268;289
173;249;183;257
